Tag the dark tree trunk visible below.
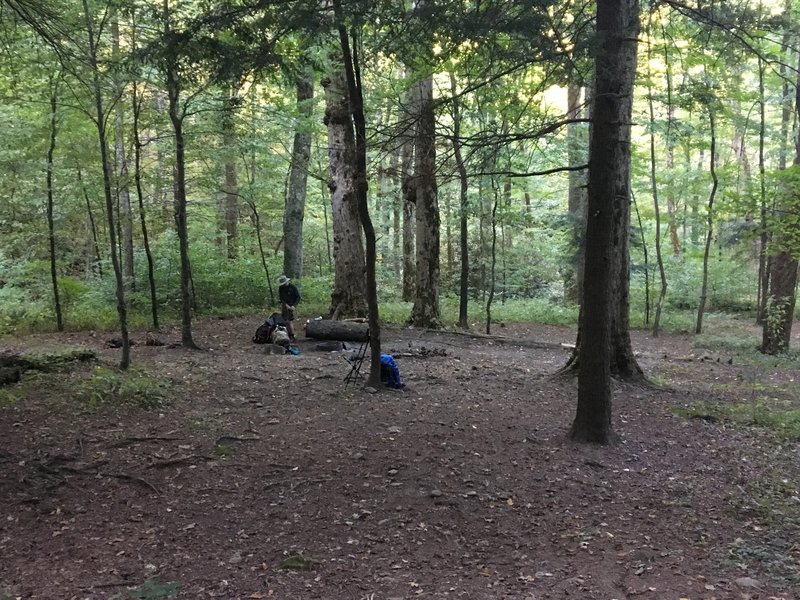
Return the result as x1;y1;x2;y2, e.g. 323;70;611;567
247;200;275;306
762;251;798;354
571;0;640;444
46;74;63;332
163;1;197;349
221;86;240;260
400;85;416;302
333;10;382;386
696;110;718;335
485;185;498;334
112;14;134;292
410;74;441;328
762;42;800;355
83;0;130;369
756;59;768;325
131;80;160;330
283;71;314;279
76;167;103;278
323;69;367;318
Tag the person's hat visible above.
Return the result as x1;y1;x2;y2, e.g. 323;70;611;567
277;275;290;286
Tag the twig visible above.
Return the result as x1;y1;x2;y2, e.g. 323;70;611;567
215;435;261;445
108;436;184;448
148;454;210;469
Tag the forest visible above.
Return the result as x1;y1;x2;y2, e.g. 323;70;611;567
1;0;800;598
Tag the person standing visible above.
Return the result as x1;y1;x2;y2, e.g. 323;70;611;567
277;275;301;341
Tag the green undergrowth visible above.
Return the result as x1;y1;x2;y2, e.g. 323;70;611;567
680;398;800;442
76;367;171;409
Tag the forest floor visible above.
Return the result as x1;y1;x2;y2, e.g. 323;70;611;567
1;315;800;600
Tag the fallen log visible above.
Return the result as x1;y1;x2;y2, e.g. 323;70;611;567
305;319;369;342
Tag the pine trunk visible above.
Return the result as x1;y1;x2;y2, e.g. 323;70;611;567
571;0;640;444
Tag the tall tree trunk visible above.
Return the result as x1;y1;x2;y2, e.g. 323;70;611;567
333;10;382;386
221;85;240;260
247;200;275;306
647;25;667;337
695;110;718;335
571;0;640;444
323;69;367;318
410;73;441;328
76;167;103;278
565;79;586;304
660;34;682;256
449;71;470;329
400;85;416;302
762;43;800;355
46;74;63;332
132;79;160;330
390;144;402;276
485;182;498;334
112;14;134;291
757;58;768;325
83;0;130;369
283;70;314;279
164;1;197;349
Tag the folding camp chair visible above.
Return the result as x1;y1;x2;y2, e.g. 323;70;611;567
343;329;370;387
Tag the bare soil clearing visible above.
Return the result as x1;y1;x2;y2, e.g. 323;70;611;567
1;317;799;599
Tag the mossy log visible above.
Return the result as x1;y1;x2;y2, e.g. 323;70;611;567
0;348;96;386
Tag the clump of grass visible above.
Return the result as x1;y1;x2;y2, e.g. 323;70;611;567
76;367;170;409
693;334;759;352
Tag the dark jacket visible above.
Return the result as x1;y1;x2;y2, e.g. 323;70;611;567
279;283;301;306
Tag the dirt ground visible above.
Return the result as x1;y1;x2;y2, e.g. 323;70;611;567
1;316;799;600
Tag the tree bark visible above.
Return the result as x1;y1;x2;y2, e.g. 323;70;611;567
46;73;63;332
83;0;130;369
762;41;800;355
410;74;441;328
283;70;314;279
449;71;470;329
76;167;103;278
131;79;160;330
571;0;640;444
221;85;240;260
333;10;382;386
112;14;134;291
164;0;197;349
306;319;369;342
695;110;718;335
647;25;667;338
323;69;367;318
400;84;416;302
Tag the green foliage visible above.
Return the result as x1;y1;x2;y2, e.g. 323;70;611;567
76;367;170;409
377;296;578;328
